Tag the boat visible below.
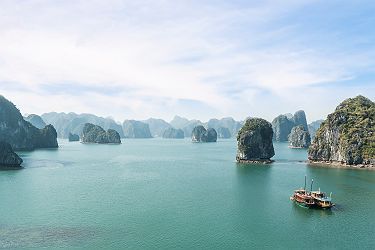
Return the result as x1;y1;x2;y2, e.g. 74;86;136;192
290;176;315;208
311;188;334;209
290;177;334;209
290;189;315;208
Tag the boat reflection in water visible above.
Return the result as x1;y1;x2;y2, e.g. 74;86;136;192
290;176;334;209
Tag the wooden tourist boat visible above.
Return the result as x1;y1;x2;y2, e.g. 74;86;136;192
290;189;315;208
311;188;334;209
290;176;315;208
290;177;335;209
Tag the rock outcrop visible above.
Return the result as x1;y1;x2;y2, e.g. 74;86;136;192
41;112;124;138
288;125;311;148
122;120;152;138
292;110;308;131
0;95;58;150
24;114;46;129
236;118;275;163
81;123;121;144
0;141;23;168
170;116;242;138
272;110;309;142
191;126;217;142
183;120;203;138
217;127;231;139
308;120;324;140
271;115;294;142
68;133;79;142
308;96;375;167
143;118;172;137
162;128;184;139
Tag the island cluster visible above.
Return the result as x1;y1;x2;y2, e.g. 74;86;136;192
0;95;374;169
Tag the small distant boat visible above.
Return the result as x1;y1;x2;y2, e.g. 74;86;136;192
290;176;334;209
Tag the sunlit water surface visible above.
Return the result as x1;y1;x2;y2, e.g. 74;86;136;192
1;139;374;249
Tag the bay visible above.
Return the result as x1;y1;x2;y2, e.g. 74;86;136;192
0;139;374;249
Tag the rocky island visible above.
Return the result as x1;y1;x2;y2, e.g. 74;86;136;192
308;120;324;140
24;114;46;129
162;128;184;139
122;120;152;138
41;112;124;138
308;95;375;168
236;118;275;163
217;127;231;139
0;141;23;168
68;133;80;142
81;123;121;144
144;118;172;137
191;126;217;142
288;125;311;148
0;95;58;150
272;110;309;142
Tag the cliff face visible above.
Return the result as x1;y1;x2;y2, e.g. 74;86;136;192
292;110;308;131
272;110;309;142
0;141;23;168
288;125;311;148
191;126;217;142
0;96;58;150
24;114;46;129
271;115;294;141
162;128;184;139
236;118;275;163
81;123;121;144
308;120;324;139
308;96;375;166
122;120;152;138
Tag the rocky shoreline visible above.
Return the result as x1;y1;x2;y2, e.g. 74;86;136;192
308;160;375;169
236;159;274;164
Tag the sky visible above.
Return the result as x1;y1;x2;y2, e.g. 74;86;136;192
0;0;374;123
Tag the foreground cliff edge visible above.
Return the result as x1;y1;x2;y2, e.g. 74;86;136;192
236;118;275;164
0;95;58;151
0;141;23;168
308;95;375;168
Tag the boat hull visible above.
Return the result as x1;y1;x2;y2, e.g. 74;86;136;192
290;196;314;208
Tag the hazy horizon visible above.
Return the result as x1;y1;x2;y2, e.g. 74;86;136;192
1;1;374;122
23;110;323;125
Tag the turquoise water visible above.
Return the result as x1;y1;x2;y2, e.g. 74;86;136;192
1;139;374;249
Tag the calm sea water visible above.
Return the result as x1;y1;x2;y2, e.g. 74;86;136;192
1;139;374;249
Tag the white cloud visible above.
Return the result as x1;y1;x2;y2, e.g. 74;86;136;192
0;0;373;122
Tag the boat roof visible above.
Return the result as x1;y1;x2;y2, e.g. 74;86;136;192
314;196;332;201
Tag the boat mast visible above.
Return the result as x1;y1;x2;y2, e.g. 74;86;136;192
304;175;306;190
310;179;314;192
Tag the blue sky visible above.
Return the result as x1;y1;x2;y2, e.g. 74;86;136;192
0;0;374;123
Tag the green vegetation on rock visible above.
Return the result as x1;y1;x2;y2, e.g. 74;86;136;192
82;123;121;144
0;95;58;150
191;126;217;142
236;118;274;162
308;95;375;165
